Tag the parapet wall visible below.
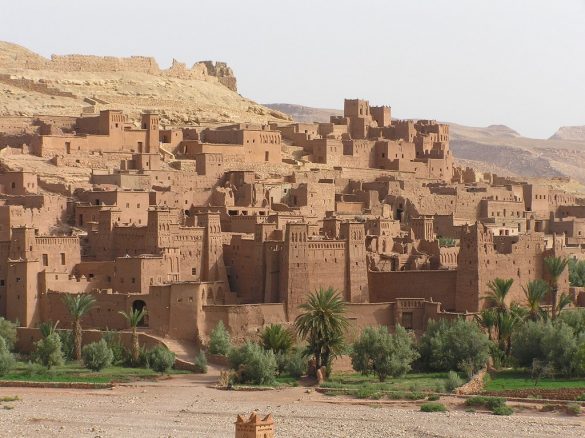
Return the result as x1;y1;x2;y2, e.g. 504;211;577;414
17;54;238;92
47;54;160;74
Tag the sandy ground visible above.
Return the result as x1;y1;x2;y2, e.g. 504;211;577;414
1;373;584;438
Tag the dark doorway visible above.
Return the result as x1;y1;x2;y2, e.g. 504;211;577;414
132;300;148;327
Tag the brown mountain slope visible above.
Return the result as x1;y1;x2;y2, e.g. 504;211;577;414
0;41;290;126
549;125;585;141
264;103;342;123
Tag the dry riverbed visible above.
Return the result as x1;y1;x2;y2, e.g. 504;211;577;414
0;374;584;437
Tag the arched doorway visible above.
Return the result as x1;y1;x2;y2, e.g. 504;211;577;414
132;300;148;327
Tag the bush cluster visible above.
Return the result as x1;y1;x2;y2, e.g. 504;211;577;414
209;321;231;356
465;396;513;415
0;337;15;376
194;351;208;374
0;317;17;351
34;333;64;369
82;339;113;371
420;402;447;412
512;318;585;377
418;319;490;375
445;371;464;392
146;346;175;373
228;341;277;385
283;347;307;378
350;325;419;382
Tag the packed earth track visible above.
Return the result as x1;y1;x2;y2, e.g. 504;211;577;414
1;374;584;438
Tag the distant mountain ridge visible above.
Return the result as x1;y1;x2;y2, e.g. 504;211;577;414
264;103;342;123
549;126;585;141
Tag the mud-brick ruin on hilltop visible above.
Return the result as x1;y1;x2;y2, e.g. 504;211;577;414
0;97;584;351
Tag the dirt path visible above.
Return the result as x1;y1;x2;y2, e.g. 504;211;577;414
0;374;584;437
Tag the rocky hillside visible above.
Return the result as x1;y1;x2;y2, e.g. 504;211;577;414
0;41;289;126
264;103;342;123
549;126;585;141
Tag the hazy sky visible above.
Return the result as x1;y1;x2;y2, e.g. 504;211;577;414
2;0;585;138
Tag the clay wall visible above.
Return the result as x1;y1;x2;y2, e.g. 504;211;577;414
0;171;37;195
558;205;585;218
47;54;160;74
523;184;550;218
202;303;287;343
368;270;458;311
480;199;524;220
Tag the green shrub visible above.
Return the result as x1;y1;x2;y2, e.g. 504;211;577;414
445;371;464;392
356;385;381;399
433;381;447;393
33;333;64;369
465;396;506;409
102;330;126;365
512;319;585;376
351;325;419;381
566;403;582;416
512;321;549;367
0;317;17;351
260;324;293;354
38;321;59;338
23;361;46;378
558;308;585;334
404;391;425;400
0;337;15;376
541;322;579;376
569;260;585;288
82;339;113;372
58;330;75;361
465;396;509;414
284;347;307;378
576;393;585;401
420;402;447;412
418;319;490;374
228;341;277;385
146;346;175;373
541;404;559;412
427;394;440;401
492;405;513;416
194;351;208;374
209;321;231;356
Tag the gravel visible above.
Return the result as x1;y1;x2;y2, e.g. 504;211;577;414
0;375;583;437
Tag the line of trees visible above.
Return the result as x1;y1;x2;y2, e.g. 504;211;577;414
0;294;176;376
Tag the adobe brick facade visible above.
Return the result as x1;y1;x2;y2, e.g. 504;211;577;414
0;99;582;345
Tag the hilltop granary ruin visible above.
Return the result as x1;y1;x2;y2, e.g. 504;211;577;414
0;98;584;351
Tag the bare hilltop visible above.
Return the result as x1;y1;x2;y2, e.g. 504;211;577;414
0;41;289;126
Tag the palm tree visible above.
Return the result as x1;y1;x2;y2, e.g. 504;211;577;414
485;278;514;311
260;324;293;354
39;320;60;338
475;308;497;341
557;293;573;314
294;287;349;376
119;308;147;366
522;279;549;321
496;312;520;357
544;256;569;320
62;294;96;360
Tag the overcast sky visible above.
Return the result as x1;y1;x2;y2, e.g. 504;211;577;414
2;0;585;138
